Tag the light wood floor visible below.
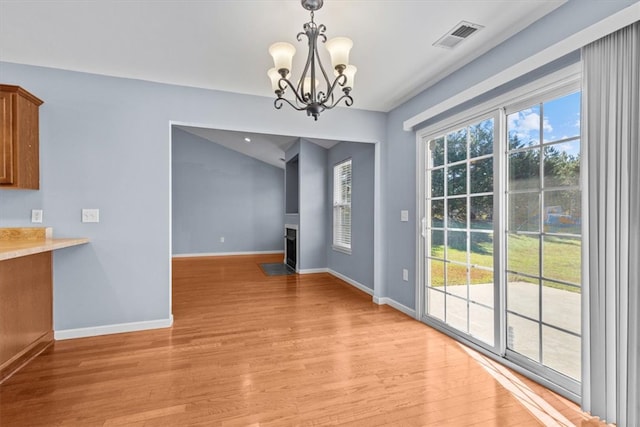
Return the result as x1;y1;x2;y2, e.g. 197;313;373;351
0;254;597;426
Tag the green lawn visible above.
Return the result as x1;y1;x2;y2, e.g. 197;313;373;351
429;233;581;292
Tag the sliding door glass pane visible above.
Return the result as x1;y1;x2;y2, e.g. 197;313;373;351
509;149;540;190
544;141;581;188
425;117;495;346
507;274;539;320
446;295;468;333
428;289;445;321
506;91;582;382
507;313;540;362
506;234;539;277
470;232;493;268
470;196;493;229
509;193;540;232
470;119;494;157
470;158;493;194
448;164;467;196
428;259;445;288
470;268;493;307
470;303;494;344
542;326;581;381
431;169;444;197
542;281;580;335
508;105;541;148
542;236;581;284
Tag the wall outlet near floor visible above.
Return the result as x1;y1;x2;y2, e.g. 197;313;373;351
402;269;409;281
220;236;225;243
31;209;43;223
82;208;100;223
400;210;409;222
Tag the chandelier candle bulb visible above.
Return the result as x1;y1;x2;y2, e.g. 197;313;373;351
338;65;357;89
268;68;280;91
268;42;296;74
268;68;288;91
326;37;353;70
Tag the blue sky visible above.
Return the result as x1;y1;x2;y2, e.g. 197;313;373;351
508;91;581;156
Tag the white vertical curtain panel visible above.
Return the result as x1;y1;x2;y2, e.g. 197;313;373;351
582;21;639;427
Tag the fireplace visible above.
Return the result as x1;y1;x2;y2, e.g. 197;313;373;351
285;227;297;270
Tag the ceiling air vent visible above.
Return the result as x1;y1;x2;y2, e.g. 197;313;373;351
433;21;484;49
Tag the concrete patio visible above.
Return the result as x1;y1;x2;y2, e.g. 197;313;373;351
428;281;581;380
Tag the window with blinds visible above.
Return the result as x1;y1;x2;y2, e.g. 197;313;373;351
333;158;352;253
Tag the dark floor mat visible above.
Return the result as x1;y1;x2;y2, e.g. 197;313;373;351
260;263;296;276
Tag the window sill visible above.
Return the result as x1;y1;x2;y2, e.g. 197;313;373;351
332;245;352;255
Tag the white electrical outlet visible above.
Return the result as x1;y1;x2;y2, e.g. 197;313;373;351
220;236;225;243
400;210;409;222
402;269;409;281
31;209;43;223
82;208;100;223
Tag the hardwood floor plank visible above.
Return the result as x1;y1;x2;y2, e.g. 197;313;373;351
0;254;597;425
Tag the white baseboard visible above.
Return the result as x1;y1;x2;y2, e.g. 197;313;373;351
322;270;415;319
373;297;416;318
298;268;328;274
173;250;283;258
54;315;174;340
328;269;374;296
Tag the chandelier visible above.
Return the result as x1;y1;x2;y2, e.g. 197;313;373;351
267;0;356;121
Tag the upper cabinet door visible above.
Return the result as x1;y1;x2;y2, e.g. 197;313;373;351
0;85;43;190
0;91;14;185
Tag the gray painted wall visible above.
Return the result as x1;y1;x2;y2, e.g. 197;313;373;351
0;62;385;331
327;142;375;289
298;139;328;271
381;0;635;311
284;139;301;230
172;127;284;255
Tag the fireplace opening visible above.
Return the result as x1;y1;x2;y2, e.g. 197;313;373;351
285;227;297;270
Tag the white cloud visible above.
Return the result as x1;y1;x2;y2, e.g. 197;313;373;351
508;109;552;142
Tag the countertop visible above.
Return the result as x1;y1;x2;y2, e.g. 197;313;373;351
0;238;89;261
0;227;89;261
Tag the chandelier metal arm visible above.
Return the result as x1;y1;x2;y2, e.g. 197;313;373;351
274;96;310;112
277;77;309;105
296;27;316;105
320;73;347;104
320;91;353;110
284;73;345;111
314;42;334;104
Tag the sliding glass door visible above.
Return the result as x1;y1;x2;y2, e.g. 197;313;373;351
420;88;582;395
424;115;497;347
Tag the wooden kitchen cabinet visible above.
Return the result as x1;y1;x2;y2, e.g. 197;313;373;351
0;252;53;382
0;84;43;189
0;228;89;383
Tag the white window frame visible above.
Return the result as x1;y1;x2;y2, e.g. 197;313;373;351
333;158;352;254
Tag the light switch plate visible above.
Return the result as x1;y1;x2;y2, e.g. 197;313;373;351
82;208;100;223
400;210;409;222
402;269;409;281
31;209;43;223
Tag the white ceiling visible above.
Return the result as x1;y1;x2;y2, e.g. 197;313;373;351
0;0;566;166
176;126;339;168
